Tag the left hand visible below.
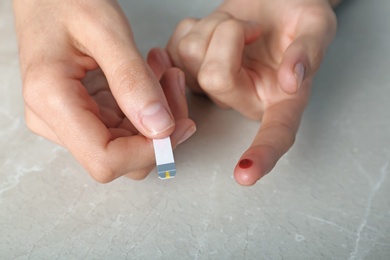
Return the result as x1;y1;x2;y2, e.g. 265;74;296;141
154;0;337;185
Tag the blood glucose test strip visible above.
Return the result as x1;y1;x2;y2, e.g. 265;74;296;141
153;137;176;179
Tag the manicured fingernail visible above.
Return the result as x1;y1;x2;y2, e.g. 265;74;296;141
157;48;172;68
177;126;196;145
141;103;174;135
247;20;260;28
239;159;253;169
294;63;305;90
177;71;186;96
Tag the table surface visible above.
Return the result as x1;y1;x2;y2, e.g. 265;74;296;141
1;0;390;259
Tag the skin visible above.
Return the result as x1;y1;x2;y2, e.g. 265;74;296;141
14;0;341;185
162;0;339;185
13;0;196;183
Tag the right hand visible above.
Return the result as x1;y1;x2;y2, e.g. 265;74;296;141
164;0;337;185
14;0;196;182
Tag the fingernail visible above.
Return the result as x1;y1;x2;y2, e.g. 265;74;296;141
177;71;186;96
247;21;260;27
141;103;174;135
157;48;172;68
177;126;196;145
294;63;305;90
238;159;253;169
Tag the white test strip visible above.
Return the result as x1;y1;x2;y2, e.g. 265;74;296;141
153;137;176;179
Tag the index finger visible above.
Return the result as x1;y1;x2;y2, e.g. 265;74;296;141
233;92;309;186
71;1;175;139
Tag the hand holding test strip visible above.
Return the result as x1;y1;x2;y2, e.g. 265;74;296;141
14;0;338;185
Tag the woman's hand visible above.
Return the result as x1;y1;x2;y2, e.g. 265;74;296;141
163;0;337;185
14;0;196;182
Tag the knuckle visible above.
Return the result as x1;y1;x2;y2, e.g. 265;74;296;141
22;63;47;108
178;35;205;62
86;158;116;184
310;5;337;21
176;18;198;33
214;11;234;20
288;7;336;77
216;19;242;36
22;62;68;113
198;65;233;94
76;3;124;39
111;60;155;96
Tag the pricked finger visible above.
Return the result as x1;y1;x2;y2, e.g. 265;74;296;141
234;96;307;186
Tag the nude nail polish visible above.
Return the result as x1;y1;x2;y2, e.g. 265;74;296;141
141;103;174;135
177;126;196;145
294;63;305;90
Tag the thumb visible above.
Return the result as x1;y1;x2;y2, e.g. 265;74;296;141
99;47;174;139
81;10;175;138
277;36;319;94
278;11;337;94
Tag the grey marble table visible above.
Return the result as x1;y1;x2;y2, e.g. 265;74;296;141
1;0;390;259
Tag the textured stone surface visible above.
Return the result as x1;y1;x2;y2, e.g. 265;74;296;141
1;0;390;259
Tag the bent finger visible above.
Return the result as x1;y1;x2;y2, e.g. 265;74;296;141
198;19;262;119
158;68;197;146
24;107;62;145
176;12;233;76
147;48;173;80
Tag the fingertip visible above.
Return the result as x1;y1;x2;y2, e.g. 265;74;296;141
160;68;188;119
244;21;262;44
278;65;299;94
160;67;186;97
148;48;172;67
234;146;279;186
147;48;173;80
170;118;197;148
234;158;263;186
176;124;197;146
124;165;155;181
177;70;186;96
278;59;308;94
278;37;311;94
140;102;175;138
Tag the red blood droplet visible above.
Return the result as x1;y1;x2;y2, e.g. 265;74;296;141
239;159;253;169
